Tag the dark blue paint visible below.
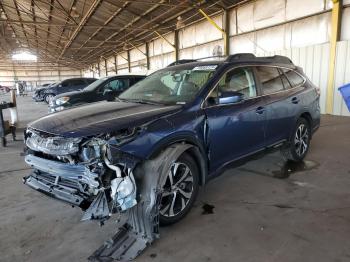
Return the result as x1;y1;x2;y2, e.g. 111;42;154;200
28;60;320;181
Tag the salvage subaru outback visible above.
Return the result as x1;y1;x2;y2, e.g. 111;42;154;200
23;54;320;261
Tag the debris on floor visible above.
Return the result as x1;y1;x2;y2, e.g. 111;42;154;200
202;203;215;215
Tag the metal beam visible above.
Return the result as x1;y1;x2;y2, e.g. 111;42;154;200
59;0;101;60
127;50;131;73
145;42;150;70
198;8;228;55
326;0;342;114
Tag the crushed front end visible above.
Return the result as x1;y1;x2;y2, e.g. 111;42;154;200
24;128;139;223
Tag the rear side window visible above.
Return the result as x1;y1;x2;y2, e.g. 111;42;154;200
87;79;96;84
256;66;284;95
284;70;305;87
70;79;85;86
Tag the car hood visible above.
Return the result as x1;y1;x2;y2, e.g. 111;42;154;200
28;101;181;137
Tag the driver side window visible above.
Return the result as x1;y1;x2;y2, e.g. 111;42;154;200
206;67;257;106
218;67;256;99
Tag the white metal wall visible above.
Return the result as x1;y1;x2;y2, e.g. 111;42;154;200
0;69;82;89
83;1;350;116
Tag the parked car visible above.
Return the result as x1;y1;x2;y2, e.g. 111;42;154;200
23;54;320;260
49;74;146;112
42;78;97;103
32;83;56;102
0;85;11;94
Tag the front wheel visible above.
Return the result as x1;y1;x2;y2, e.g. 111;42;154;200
44;94;54;104
159;153;199;226
281;118;311;162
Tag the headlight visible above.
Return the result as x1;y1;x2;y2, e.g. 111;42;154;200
55;96;70;105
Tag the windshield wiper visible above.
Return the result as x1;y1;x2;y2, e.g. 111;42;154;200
119;98;163;105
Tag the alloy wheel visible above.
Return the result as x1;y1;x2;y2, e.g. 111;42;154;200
294;124;309;157
160;162;194;217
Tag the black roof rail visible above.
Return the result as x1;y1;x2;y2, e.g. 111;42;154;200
226;53;294;65
167;59;197;67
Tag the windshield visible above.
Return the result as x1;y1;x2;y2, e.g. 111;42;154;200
119;64;218;105
84;77;108;91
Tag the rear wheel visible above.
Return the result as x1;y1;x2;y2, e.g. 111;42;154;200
281;118;311;162
159;153;199;226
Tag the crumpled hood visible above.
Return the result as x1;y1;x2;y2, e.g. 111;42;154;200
28;101;181;137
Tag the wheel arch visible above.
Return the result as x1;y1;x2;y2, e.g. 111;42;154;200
147;135;208;186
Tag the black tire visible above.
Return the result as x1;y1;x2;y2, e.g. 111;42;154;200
281;117;311;162
44;94;54;104
159;153;199;226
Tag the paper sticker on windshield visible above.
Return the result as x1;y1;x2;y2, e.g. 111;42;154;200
193;65;217;71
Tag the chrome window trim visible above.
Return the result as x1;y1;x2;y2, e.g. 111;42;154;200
201;64;306;109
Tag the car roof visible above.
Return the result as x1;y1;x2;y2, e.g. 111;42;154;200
166;54;296;70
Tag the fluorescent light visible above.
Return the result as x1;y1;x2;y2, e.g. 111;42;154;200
12;52;37;61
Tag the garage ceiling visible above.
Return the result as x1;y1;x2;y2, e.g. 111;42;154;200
0;0;244;70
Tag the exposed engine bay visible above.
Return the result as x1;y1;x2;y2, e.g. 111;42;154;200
24;128;138;222
23;127;192;261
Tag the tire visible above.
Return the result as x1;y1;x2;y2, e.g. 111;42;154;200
159;153;199;226
44;94;55;104
281;117;311;162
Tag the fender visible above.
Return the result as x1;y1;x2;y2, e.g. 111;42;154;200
146;132;208;185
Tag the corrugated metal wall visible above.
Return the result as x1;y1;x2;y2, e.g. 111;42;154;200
0;69;82;89
83;0;350;116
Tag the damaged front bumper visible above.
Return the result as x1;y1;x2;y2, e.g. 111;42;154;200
23;128;192;261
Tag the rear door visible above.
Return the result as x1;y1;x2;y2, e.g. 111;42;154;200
256;66;305;146
69;79;86;91
203;66;266;172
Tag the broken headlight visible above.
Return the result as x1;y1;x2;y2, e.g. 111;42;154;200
26;130;82;155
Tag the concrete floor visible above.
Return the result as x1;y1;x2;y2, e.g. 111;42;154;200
1;96;350;262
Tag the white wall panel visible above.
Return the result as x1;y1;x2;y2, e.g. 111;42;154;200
230;32;256;54
290;13;330;47
236;2;254;33
341;8;350;40
229;9;237;35
179;15;222;48
333;41;350;116
149;33;175;56
253;0;285;29
179;40;224;59
130;45;146;62
149;52;175;70
256;25;285;52
286;0;325;20
117;52;128;65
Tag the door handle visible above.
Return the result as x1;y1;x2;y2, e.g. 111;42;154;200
291;97;300;104
256;106;265;114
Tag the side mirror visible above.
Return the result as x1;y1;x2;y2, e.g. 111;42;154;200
104;89;115;101
218;91;244;105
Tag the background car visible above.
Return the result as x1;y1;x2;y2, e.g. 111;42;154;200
0;85;11;94
32;83;56;102
42;78;97;103
49;74;146;112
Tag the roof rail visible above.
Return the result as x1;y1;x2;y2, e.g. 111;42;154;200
167;59;197;67
226;53;294;65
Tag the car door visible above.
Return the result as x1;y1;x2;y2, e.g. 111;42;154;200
68;79;86;92
255;66;305;146
203;66;266;172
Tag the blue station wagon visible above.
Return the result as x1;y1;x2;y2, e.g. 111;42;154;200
23;54;320;260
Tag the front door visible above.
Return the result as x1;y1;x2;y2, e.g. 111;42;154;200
203;67;266;172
